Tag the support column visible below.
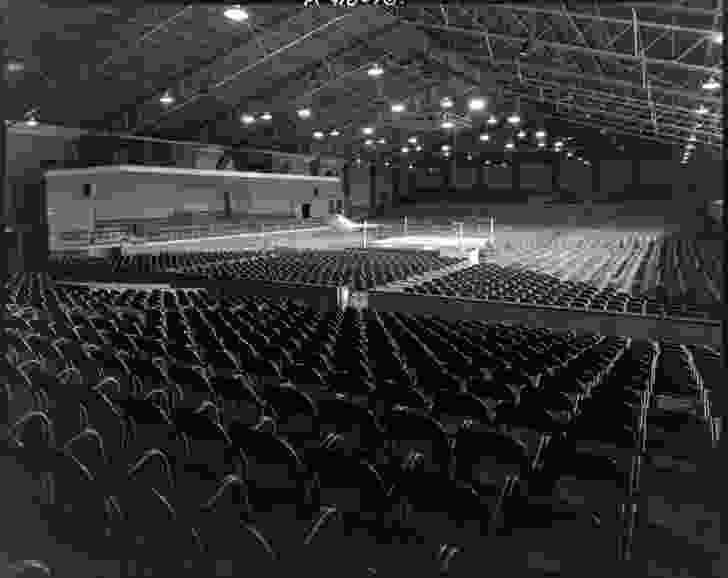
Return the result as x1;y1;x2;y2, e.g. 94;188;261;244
1;25;13;282
552;156;561;199
592;158;601;199
342;162;351;217
369;162;377;216
309;156;321;176
399;161;409;206
512;155;521;199
390;164;399;209
442;157;452;194
632;158;641;195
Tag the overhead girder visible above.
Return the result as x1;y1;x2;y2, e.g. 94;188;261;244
395;45;721;148
81;8;305;130
134;7;365;132
490;3;722;39
422;30;721;104
459;55;722;137
401;19;723;76
239;19;404;113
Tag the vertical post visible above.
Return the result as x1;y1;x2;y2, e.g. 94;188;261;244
342;161;351;217
0;14;9;282
363;220;368;248
490;217;495;244
592;158;601;199
552;155;561;200
369;162;377;216
512;155;521;200
477;159;485;188
632;158;641;195
403;216;408;237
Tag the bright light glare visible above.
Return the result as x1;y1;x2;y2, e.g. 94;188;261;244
468;97;485;112
368;64;384;77
224;5;249;22
391;103;406;113
241;114;255;125
362;126;374;135
297;108;311;119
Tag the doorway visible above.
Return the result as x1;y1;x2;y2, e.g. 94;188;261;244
301;203;311;219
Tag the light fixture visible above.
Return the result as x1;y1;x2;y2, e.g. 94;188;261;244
567;151;573;158
535;130;546;139
467;153;473;160
260;112;272;121
329;129;340;137
391;103;406;113
365;139;374;146
507;113;521;125
441;120;454;129
401;146;409;154
6;60;24;73
297;108;311;119
702;77;720;91
26;115;38;127
356;158;362;165
241;114;255;125
467;97;485;112
487;115;498;126
384;161;390;167
443;151;451;157
368;64;384;77
712;31;723;45
479;133;490;142
224;5;249;22
440;97;454;109
537;141;545;148
377;138;386;144
485;160;491;165
505;141;515;150
517;129;526;139
362;126;374;135
554;140;564;148
696;104;709;115
415;145;423;152
441;144;451;152
408;163;414;169
407;136;417;145
159;91;174;105
313;131;324;140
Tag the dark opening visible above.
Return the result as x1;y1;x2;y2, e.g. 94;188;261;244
301;203;311;219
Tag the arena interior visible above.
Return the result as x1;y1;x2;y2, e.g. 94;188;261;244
1;3;725;577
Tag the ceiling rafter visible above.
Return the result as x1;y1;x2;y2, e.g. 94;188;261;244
402;19;722;76
135;8;356;132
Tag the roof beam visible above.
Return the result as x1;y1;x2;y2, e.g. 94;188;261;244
402;19;722;76
492;3;721;37
424;31;722;104
137;10;357;132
